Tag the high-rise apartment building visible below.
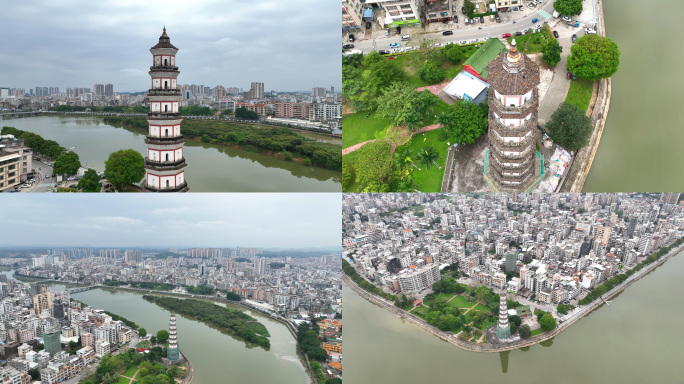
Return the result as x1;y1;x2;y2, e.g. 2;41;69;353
249;82;264;99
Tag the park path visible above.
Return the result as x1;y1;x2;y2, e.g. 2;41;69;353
120;367;141;384
445;294;458;303
342;123;442;155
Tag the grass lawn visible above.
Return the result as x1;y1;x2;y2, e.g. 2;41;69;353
246;321;271;337
342;110;391;148
473;303;491;312
530;328;545;336
412;305;430;318
123;365;138;378
391;44;480;88
565;77;595;113
446;295;477;309
507;28;553;54
119;376;134;384
398;129;449;192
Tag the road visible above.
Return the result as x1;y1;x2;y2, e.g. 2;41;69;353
347;0;592;54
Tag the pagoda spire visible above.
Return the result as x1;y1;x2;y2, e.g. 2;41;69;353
496;292;511;339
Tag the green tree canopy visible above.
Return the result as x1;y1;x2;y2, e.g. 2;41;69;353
150;336;157;344
464;0;475;15
541;39;563;67
518;324;531;338
53;151;81;176
376;83;431;129
354;140;393;191
442;43;463;64
78;168;101;192
104;149;145;191
553;0;582;16
156;330;169;343
567;34;620;80
546;102;594;151
139;328;147;337
418;60;446;84
437;99;488;145
539;313;557;331
417;146;440;171
235;107;259;120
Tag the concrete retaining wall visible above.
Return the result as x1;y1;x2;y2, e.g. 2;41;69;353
441;146;458;192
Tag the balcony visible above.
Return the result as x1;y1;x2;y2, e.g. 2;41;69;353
488;88;538;117
147;112;182;120
489;129;534;148
149;65;179;71
144;158;187;172
489;110;537;136
145;136;185;145
489;140;534;159
489;149;534;169
148;88;181;95
144;181;188;193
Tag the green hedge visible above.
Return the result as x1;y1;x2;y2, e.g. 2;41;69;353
468;11;498;18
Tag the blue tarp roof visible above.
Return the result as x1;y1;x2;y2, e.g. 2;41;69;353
363;8;374;18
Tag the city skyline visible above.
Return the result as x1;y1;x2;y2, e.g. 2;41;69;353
0;0;341;92
0;193;341;248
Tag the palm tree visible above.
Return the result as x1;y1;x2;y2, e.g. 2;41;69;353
417;146;440;171
394;176;418;192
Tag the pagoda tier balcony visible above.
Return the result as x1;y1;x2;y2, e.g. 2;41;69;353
489;129;534;148
149;65;179;71
148;88;181;95
488;110;538;136
489;149;535;170
147;112;182;120
488;88;538;118
488;165;533;185
144;181;188;193
144;158;187;172
145;136;185;146
489;140;534;159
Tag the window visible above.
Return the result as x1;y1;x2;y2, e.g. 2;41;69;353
164;81;168;89
164;58;168;66
165;105;168;112
165;129;169;137
166;180;170;189
165;154;169;162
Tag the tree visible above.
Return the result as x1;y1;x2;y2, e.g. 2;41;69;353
518;324;531;338
437;99;488;145
546;102;593;151
53;151;81;176
28;369;40;381
234;107;259;120
541;38;563;67
567;34;620;80
509;315;522;327
104;149;145;191
557;303;568;314
156;330;169;343
139;328;147;337
354;140;393;191
407;32;439;63
442;43;463;64
553;0;582;16
539;313;557;331
78;168;101;192
326;379;342;384
417;146;440;171
418;60;446;84
150;336;157;344
376;83;430;129
463;0;475;15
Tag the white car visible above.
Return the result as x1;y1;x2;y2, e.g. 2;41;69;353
392;48;403;53
527;3;535;8
585;28;596;34
471;38;478;43
21;184;30;188
562;16;571;22
459;40;468;45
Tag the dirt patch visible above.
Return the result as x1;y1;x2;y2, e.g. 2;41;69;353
450;135;490;192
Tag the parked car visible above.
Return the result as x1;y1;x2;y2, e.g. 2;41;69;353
348;34;355;42
396;26;401;34
385;29;390;36
502;33;512;38
400;35;410;41
389;42;400;48
514;31;523;36
459;40;468;45
572;34;577;42
562;16;571;22
585;28;596;34
479;16;484;23
45;174;50;178
379;50;390;55
453;16;458;23
553;30;559;38
342;44;354;49
464;18;469;25
366;21;372;29
392;48;403;53
462;7;466;14
532;18;538;23
528;3;535;8
442;18;449;23
442;30;454;36
452;5;456;12
496;15;501;22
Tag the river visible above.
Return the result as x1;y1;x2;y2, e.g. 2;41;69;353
583;0;684;191
3;116;340;192
70;288;308;384
343;250;684;383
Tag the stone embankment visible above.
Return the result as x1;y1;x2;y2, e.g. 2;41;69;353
560;0;611;192
179;352;194;384
345;240;684;352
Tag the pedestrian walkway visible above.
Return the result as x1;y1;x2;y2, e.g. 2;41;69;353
536;9;552;19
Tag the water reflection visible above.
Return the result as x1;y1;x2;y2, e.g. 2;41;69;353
499;351;509;374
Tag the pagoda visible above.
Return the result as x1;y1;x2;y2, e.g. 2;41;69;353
143;27;189;192
485;39;541;191
167;313;180;360
496;292;511;339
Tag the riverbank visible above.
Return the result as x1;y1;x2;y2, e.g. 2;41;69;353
104;116;341;172
560;0;611;192
345;239;684;353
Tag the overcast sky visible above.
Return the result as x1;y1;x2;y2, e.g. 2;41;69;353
0;194;341;248
0;0;341;92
